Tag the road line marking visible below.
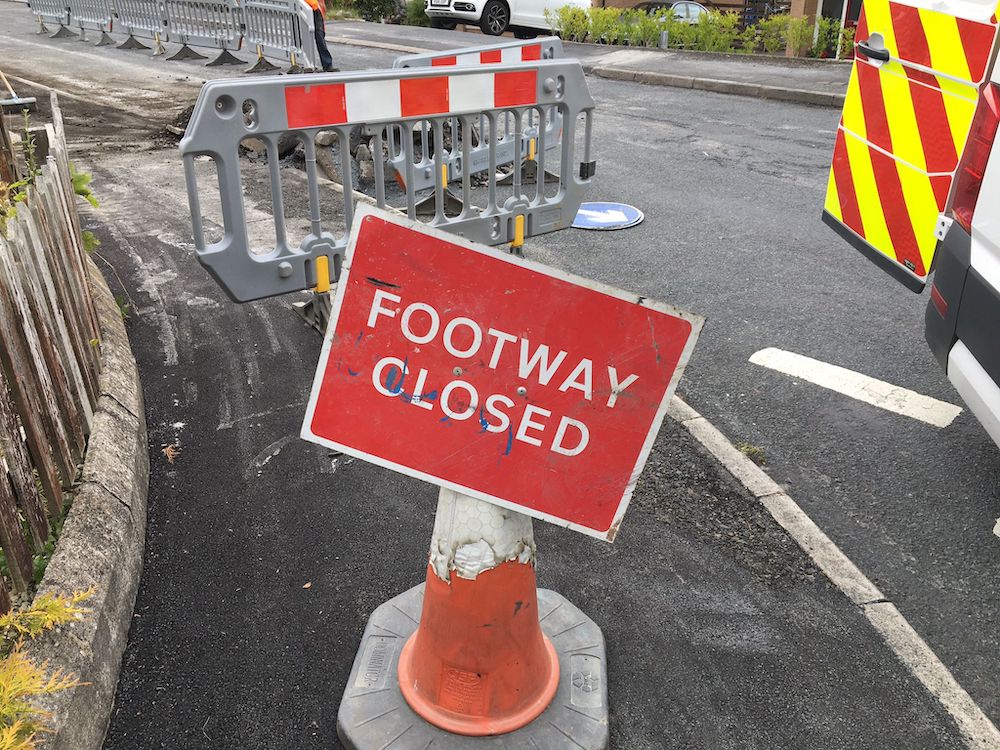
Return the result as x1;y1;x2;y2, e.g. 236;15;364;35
749;347;963;428
759;492;885;606
668;395;1000;749
865;602;1000;749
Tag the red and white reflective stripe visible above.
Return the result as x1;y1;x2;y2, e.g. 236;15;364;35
284;70;538;129
430;44;542;67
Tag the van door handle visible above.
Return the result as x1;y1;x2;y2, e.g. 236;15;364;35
857;40;890;62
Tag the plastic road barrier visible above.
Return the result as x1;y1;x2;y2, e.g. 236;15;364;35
180;60;596;303
392;36;564;68
28;0;74;36
241;0;319;72
67;0;115;43
24;0;316;69
161;0;243;63
390;39;565;192
113;0;167;51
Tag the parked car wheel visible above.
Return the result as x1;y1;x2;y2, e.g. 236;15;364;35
430;17;458;29
479;0;509;35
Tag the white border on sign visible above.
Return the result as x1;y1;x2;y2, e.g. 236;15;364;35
300;204;704;542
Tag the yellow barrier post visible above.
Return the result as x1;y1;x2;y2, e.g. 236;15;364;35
511;214;525;257
314;255;331;294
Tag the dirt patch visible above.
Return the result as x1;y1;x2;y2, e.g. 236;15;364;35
164;103;195;139
1;77;193;152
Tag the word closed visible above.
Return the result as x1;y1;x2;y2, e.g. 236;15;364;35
302;208;702;540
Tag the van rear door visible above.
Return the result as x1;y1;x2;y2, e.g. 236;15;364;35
823;0;999;292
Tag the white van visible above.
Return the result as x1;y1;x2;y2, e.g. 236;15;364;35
424;0;589;36
823;0;1000;447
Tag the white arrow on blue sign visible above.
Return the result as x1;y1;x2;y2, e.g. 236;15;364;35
572;202;644;231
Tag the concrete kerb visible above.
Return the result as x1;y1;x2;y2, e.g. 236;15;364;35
584;64;845;107
25;257;149;750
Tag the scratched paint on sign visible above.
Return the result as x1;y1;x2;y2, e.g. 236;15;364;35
301;206;702;540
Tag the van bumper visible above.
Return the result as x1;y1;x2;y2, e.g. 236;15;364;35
924;220;970;371
926;220;1000;446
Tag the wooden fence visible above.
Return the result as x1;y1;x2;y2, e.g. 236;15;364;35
0;94;102;613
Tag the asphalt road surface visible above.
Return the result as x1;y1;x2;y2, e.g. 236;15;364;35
1;5;997;748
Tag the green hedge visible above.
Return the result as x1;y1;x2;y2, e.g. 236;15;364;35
544;6;850;57
404;0;430;25
355;0;396;21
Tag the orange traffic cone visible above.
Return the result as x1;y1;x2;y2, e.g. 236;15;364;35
396;489;560;736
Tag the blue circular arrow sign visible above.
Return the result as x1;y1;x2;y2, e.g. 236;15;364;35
572;202;645;231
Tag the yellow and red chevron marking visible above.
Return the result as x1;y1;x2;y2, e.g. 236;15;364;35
856;0;997;84
826;128;950;277
841;59;978;175
826;0;999;281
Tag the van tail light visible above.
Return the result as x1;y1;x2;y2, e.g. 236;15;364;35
952;83;1000;233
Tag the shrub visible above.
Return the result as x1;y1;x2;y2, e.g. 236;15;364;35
617;9;642;45
693;10;740;52
324;0;359;19
0;590;92;749
545;5;590;41
738;23;759;53
588;7;621;44
403;0;429;25
660;14;696;48
812;16;840;57
543;5;837;56
632;11;662;46
354;0;396;21
838;24;856;58
758;14;789;54
785;15;813;56
603;10;629;44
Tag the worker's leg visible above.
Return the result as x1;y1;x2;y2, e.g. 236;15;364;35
313;9;336;71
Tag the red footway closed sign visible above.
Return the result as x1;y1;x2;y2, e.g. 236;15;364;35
301;207;703;540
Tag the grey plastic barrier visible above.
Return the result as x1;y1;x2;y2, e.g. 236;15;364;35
389;39;565;192
114;0;167;49
28;0;72;34
241;0;319;72
67;0;114;41
392;36;564;68
161;0;242;61
180;60;596;302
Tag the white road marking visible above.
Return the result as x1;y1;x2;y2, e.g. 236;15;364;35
668;395;1000;749
749;347;963;428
